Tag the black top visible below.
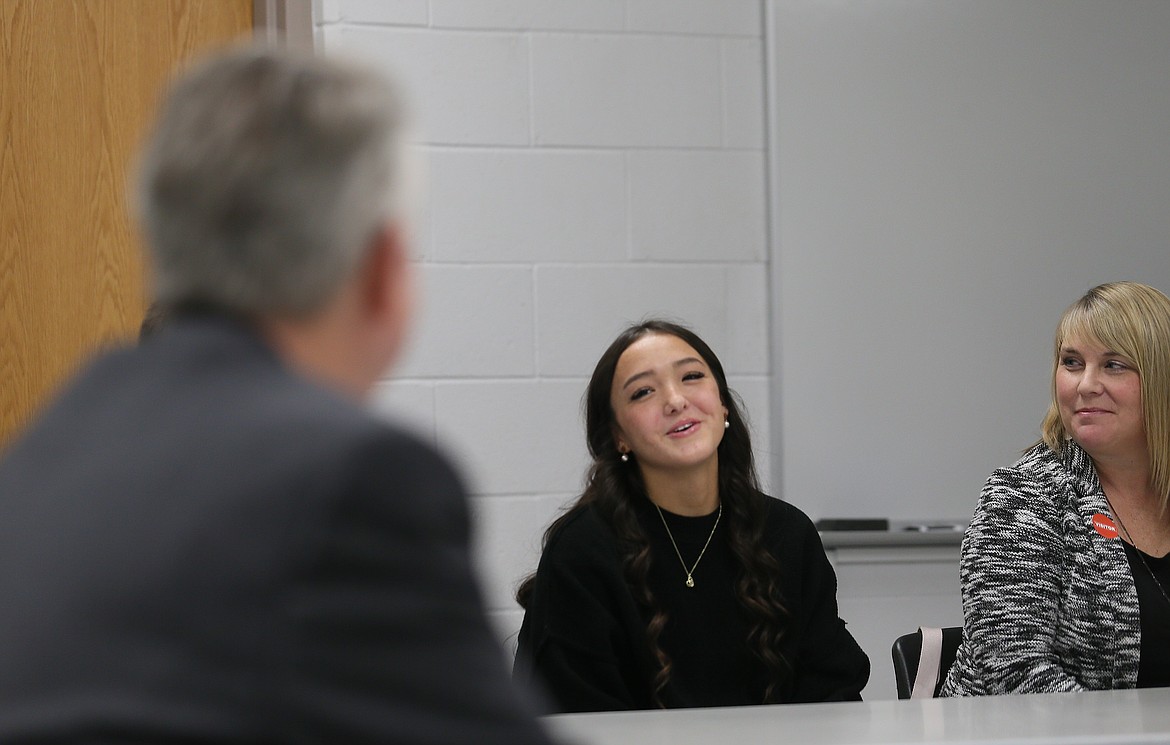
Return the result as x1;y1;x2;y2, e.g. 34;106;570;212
514;493;870;712
640;502;760;706
1122;542;1170;688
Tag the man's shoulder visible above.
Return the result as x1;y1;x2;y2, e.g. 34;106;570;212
2;317;456;502
149;318;429;449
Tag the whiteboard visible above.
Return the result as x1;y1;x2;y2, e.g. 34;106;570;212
767;0;1170;521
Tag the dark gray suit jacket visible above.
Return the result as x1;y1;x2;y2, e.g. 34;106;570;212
0;316;552;744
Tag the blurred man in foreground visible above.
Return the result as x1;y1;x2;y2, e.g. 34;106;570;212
0;47;553;744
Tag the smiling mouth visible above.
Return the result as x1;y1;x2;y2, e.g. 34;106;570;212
669;421;698;435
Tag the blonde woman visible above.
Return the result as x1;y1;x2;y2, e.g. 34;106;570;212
943;282;1170;695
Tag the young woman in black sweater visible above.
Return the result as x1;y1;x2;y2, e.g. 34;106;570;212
514;320;868;712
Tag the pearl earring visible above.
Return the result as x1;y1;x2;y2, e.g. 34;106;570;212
724;419;730;429
620;452;629;462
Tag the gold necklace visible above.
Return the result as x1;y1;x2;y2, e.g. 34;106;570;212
1104;494;1170;609
655;501;722;588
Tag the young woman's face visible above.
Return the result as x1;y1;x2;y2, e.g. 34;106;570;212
610;333;728;476
1056;334;1147;462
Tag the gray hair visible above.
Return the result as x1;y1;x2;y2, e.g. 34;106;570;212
136;47;411;318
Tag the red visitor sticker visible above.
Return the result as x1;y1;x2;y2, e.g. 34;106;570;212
1091;513;1119;540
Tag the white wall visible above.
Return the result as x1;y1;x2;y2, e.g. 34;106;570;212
314;0;773;648
309;0;1170;693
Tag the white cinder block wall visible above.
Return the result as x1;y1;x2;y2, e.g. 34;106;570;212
314;0;772;652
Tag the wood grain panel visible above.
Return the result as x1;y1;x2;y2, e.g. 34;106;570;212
0;0;252;447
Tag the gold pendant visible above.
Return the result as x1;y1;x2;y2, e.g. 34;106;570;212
685;575;695;588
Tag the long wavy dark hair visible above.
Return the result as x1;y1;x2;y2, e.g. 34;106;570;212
516;319;791;706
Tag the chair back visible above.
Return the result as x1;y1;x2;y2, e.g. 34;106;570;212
891;626;962;699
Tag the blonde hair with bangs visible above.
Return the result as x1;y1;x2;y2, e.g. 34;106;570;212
1040;282;1170;510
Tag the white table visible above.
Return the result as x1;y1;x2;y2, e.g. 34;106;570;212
544;688;1170;745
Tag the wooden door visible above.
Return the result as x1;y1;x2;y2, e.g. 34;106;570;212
0;0;253;448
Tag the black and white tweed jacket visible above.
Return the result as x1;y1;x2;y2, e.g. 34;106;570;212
940;441;1141;696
